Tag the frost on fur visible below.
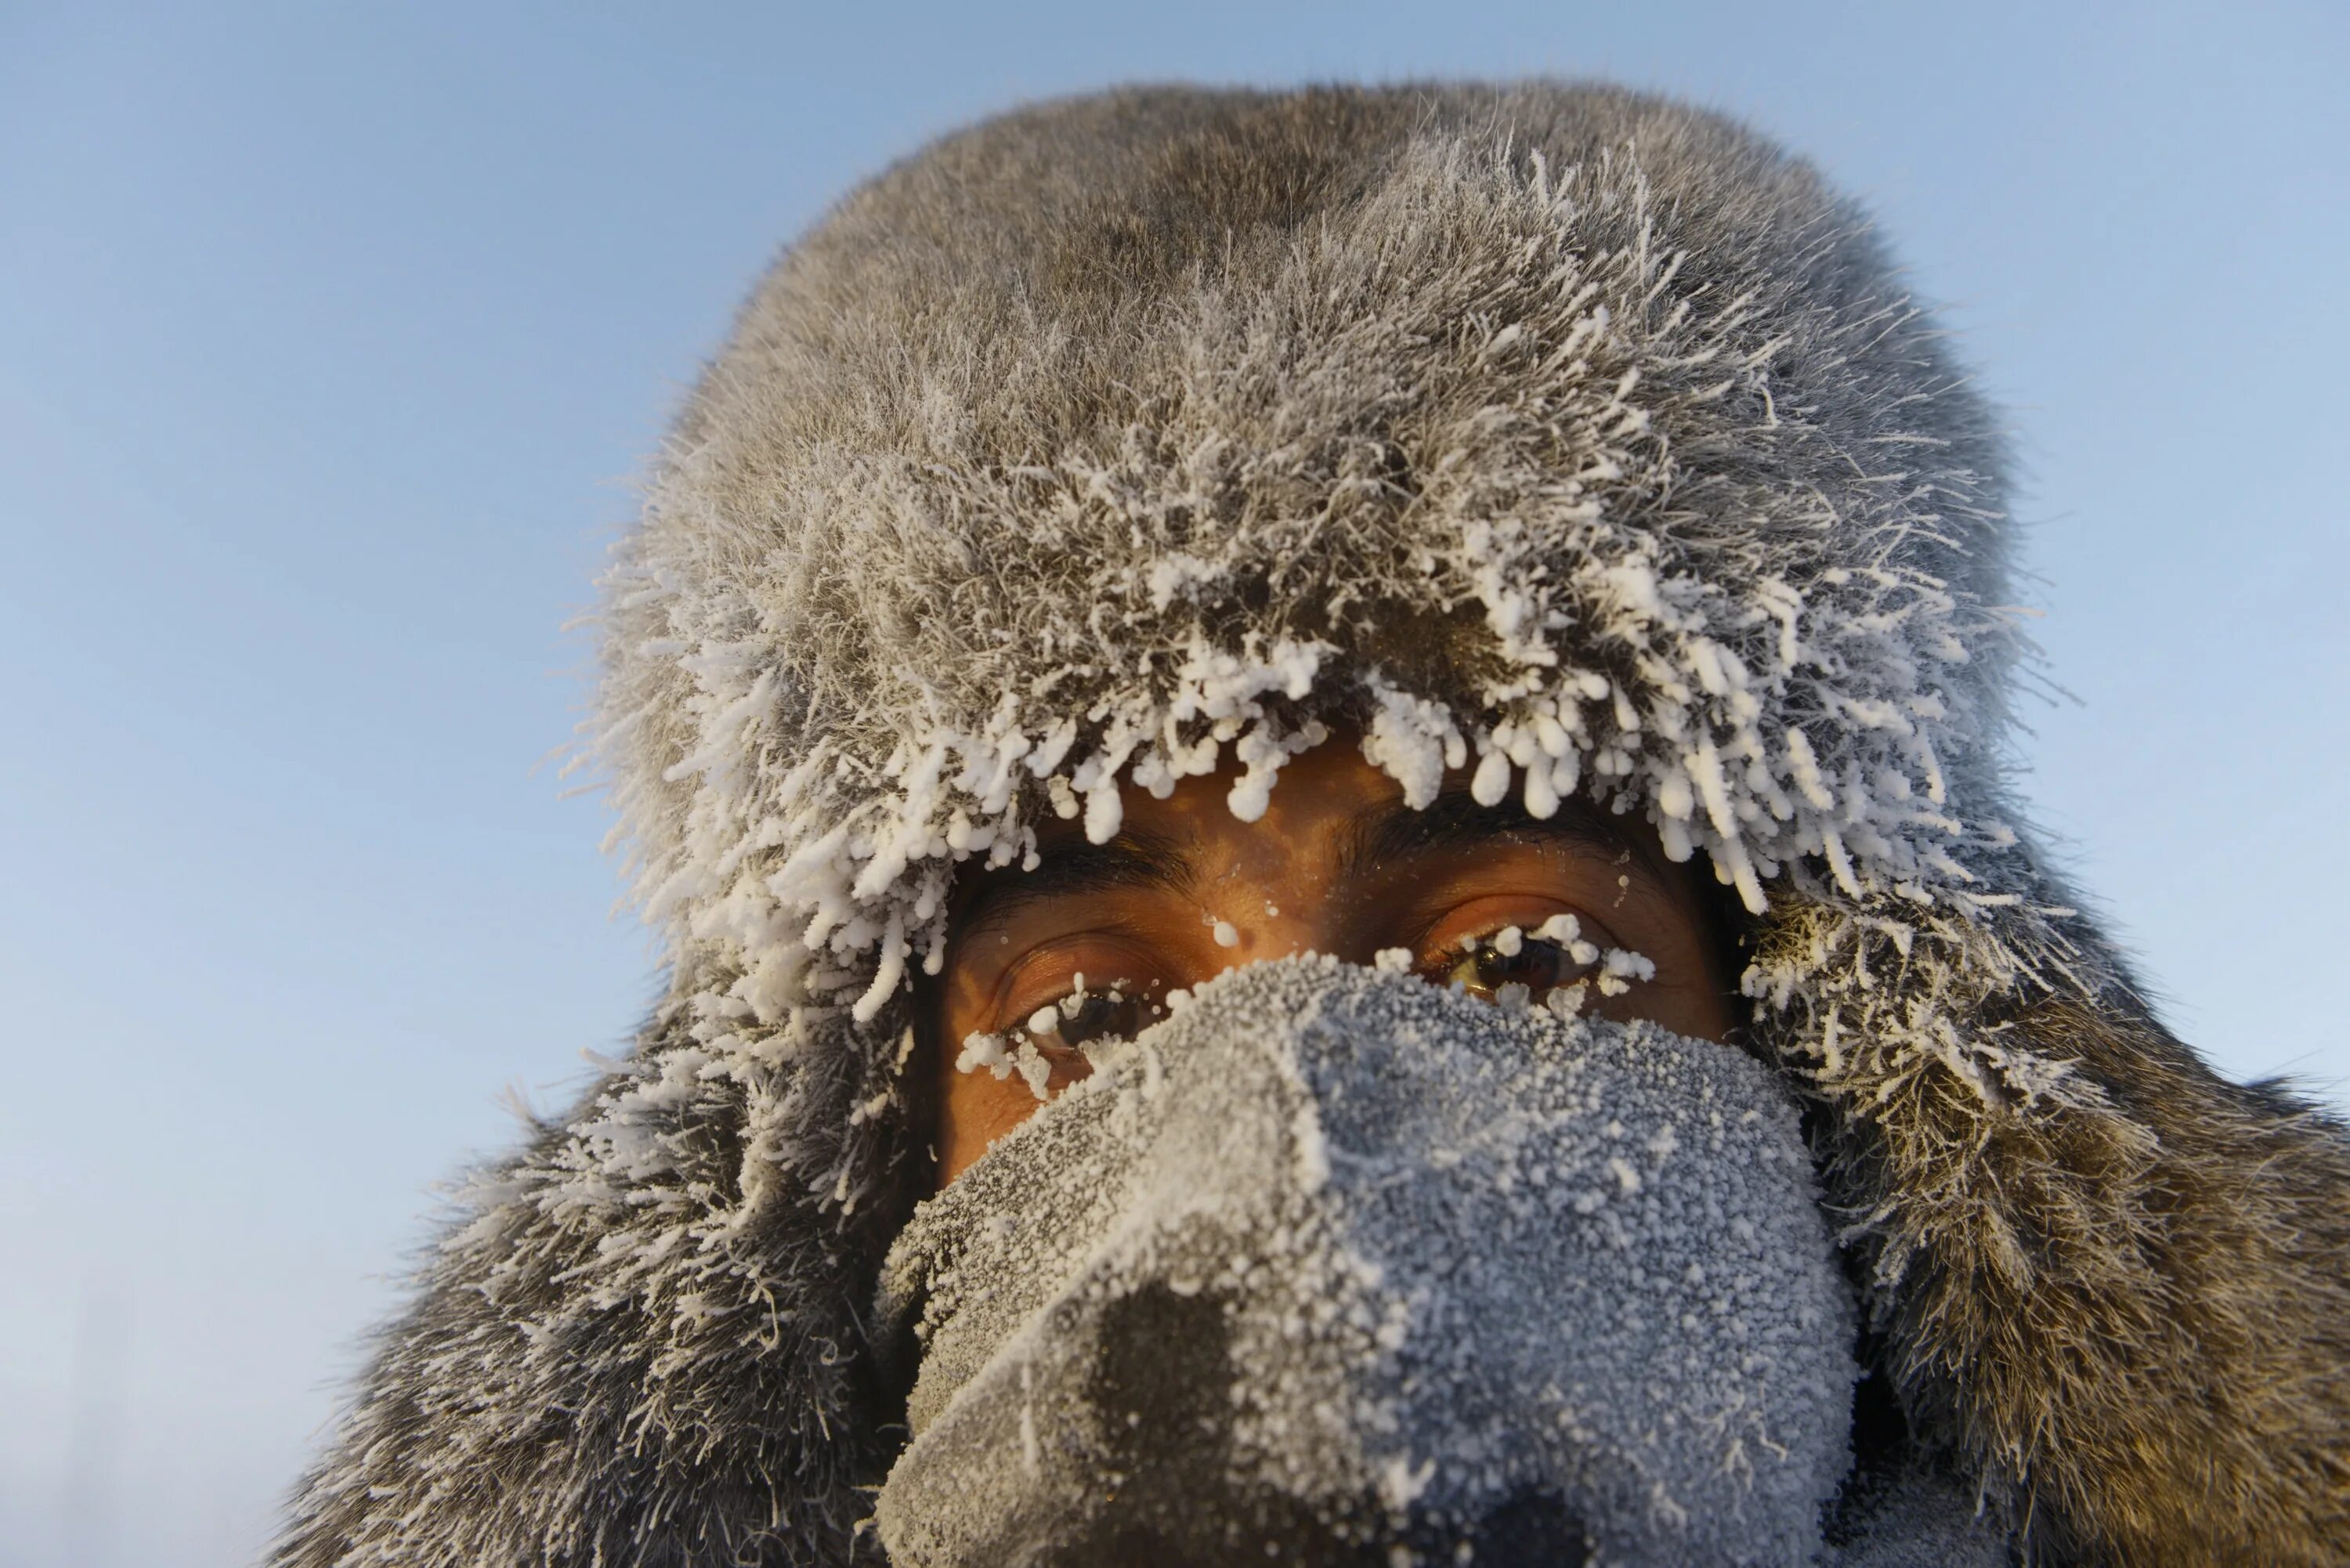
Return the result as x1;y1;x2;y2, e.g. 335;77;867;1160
589;135;2030;1153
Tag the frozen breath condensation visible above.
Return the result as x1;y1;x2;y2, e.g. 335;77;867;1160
875;959;1860;1566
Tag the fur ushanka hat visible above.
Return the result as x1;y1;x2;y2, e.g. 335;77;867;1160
275;83;2350;1566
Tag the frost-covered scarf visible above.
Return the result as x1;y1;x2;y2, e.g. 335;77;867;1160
274;82;2350;1568
875;958;2007;1566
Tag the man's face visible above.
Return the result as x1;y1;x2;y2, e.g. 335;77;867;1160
930;742;1737;1186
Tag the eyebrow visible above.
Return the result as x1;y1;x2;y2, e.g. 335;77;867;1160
953;786;1665;946
1337;788;1653;884
952;824;1195;943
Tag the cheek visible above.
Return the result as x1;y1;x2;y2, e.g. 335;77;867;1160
1593;979;1734;1044
931;1028;1093;1187
1589;923;1736;1043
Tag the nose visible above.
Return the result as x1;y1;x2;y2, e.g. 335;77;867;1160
1049;1284;1590;1567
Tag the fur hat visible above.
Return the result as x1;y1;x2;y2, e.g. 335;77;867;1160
274;82;2350;1566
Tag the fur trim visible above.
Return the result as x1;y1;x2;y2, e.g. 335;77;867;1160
275;83;2350;1566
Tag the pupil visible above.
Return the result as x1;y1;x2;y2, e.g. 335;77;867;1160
1478;940;1560;992
1059;992;1138;1046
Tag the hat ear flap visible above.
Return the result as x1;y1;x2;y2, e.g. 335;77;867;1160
1764;896;2350;1565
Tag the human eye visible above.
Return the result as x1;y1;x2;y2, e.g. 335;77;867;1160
955;970;1166;1100
1022;972;1161;1050
1415;912;1654;1014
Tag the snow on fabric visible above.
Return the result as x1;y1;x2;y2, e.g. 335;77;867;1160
875;958;1860;1565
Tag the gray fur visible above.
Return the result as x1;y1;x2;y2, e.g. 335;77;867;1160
273;83;2350;1566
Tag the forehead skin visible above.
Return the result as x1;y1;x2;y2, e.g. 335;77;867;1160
924;742;1738;1187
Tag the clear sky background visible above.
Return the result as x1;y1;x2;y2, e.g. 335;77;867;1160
2;3;2342;1563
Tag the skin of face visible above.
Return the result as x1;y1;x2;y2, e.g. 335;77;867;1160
924;742;1738;1188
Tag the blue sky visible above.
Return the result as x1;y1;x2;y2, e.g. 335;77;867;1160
2;3;2342;1563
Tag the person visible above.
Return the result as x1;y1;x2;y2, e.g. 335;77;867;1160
273;83;2349;1566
